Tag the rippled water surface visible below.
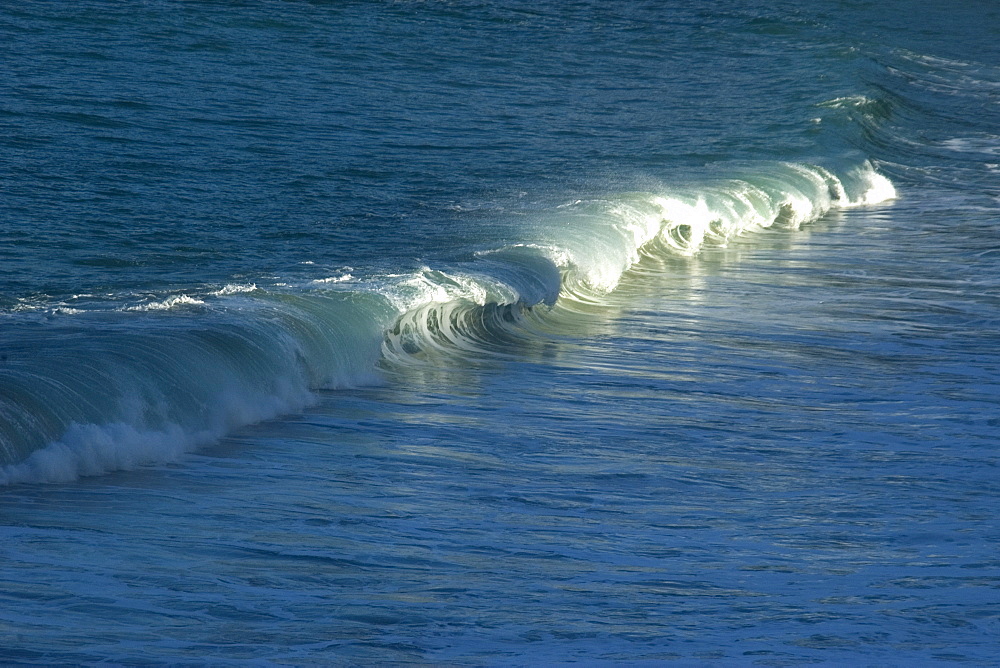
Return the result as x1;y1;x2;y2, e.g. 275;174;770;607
2;0;999;664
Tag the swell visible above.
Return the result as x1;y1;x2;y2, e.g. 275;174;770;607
0;160;895;484
843;48;1000;191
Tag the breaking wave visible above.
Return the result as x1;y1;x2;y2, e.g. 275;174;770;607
0;160;894;484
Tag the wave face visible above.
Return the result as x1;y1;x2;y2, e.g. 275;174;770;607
0;159;894;484
5;0;954;485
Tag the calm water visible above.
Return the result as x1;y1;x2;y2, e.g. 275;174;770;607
2;0;999;664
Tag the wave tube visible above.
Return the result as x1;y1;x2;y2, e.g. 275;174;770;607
0;160;895;485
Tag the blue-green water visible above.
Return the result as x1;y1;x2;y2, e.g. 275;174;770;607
2;1;999;664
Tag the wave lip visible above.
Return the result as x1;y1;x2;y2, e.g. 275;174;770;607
1;159;895;485
541;161;894;298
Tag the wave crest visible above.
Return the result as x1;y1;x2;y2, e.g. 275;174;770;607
1;159;895;484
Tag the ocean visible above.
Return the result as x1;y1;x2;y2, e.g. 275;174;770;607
2;0;999;664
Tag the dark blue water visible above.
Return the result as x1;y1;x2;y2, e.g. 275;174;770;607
2;0;999;664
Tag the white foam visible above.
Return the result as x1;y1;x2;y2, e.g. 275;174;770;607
654;197;712;254
816;95;875;109
123;294;206;312
10;300;86;316
400;269;492;308
310;274;354;285
0;423;199;485
0;362;323;485
862;172;897;204
211;283;258;296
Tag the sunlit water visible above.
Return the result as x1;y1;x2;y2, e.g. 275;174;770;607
2;0;999;664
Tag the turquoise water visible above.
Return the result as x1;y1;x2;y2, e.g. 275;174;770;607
2;1;999;664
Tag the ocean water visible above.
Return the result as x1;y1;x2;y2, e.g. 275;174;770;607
2;0;999;664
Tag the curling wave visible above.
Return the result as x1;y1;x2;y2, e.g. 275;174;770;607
0;160;894;484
